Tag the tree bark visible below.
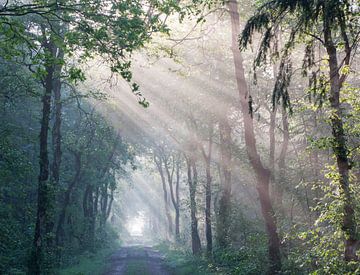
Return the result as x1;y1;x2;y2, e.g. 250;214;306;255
56;151;81;246
217;118;232;248
175;158;180;241
228;1;282;273
186;155;202;255
201;131;213;254
164;154;181;241
51;48;64;187
204;157;213;254
154;155;173;239
323;4;359;261
83;184;96;251
31;39;56;275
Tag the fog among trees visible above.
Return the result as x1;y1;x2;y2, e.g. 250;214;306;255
0;0;359;274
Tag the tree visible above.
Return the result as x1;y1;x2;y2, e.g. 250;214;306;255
154;149;175;239
228;0;282;273
185;150;202;255
0;1;182;272
217;115;233;248
240;0;360;262
163;153;182;242
199;125;214;254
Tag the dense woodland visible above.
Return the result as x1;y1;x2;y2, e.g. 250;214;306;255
0;0;360;274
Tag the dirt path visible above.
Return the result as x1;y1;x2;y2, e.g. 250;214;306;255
104;246;172;275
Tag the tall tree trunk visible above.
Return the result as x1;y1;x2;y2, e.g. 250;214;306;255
82;184;95;251
84;184;96;251
205;157;213;254
175;159;180;241
31;40;56;275
51;48;64;187
165;155;181;241
201;131;213;254
323;4;358;261
217;118;232;248
106;189;114;221
100;182;109;228
228;1;281;273
155;155;173;239
56;151;81;246
186;155;202;255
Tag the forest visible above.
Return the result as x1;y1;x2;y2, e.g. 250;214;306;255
0;0;359;274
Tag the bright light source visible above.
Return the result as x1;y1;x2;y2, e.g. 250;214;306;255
126;213;145;237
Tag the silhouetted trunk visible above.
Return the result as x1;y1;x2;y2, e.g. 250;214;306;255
229;1;281;273
106;189;114;220
165;155;181;241
83;184;96;251
175;160;180;241
100;182;109;228
31;39;56;275
56;151;81;246
217;118;232;248
205;157;212;254
82;184;95;250
51;48;64;187
100;183;114;228
154;155;173;238
99;135;119;228
186;155;202;255
323;4;359;261
201;131;213;254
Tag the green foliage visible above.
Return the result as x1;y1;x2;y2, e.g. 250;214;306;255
284;167;360;274
156;242;211;274
157;230;268;275
211;245;267;275
0;56;135;272
240;0;360;111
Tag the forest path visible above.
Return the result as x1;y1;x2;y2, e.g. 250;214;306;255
104;246;172;275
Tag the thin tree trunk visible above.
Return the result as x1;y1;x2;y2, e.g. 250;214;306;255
106;189;114;220
51;48;64;187
155;155;173;239
31;39;56;275
217;118;232;248
228;1;281;272
186;155;202;255
165;155;181;241
88;186;96;251
323;4;359;261
205;157;212;254
201;131;213;254
175;158;180;241
100;182;109;227
56;151;81;246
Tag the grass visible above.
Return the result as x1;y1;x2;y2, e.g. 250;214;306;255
155;243;216;275
57;245;119;275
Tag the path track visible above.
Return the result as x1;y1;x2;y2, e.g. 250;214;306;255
104;246;172;275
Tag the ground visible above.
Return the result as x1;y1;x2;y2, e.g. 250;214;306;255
104;246;172;275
